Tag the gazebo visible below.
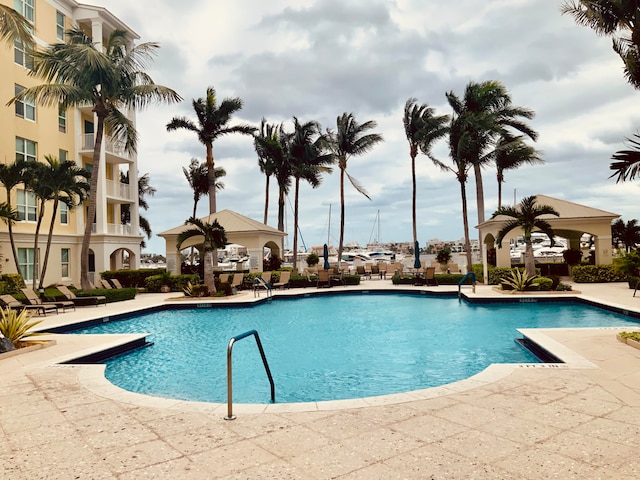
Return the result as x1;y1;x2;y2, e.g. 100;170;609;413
476;195;619;282
158;209;287;275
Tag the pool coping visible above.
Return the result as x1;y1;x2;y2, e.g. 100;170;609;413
22;287;640;415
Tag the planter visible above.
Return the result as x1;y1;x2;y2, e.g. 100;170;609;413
0;340;56;360
617;333;640;351
160;285;171;293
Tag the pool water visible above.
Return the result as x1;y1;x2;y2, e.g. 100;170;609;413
71;295;639;403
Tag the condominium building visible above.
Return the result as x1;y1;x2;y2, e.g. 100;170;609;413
0;0;141;286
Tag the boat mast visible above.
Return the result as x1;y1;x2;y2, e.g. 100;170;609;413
327;204;331;245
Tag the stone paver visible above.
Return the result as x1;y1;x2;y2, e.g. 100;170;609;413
1;282;640;478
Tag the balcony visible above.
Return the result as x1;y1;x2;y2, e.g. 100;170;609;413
107;223;133;235
82;134;131;162
106;179;134;201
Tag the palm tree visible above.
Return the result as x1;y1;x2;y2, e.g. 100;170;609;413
120;171;160;246
0;161;27;275
325;113;383;262
11;28;181;290
176;217;227;293
562;1;640;89
254;122;291;232
494;134;543;207
254;119;279;225
610;132;640;182
403;98;449;245
289;118;334;270
0;202;18;265
32;155;90;289
0;4;32;46
492;195;559;277
612;218;640;252
166;86;255;214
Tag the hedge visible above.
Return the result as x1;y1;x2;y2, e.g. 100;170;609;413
572;265;627;283
144;274;200;292
0;274;25;295
102;269;167;288
46;287;137;303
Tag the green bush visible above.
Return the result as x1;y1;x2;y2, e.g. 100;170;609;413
144;274;199;292
306;253;319;267
614;250;640;277
49;287;137;303
572;265;627;283
532;277;553;291
0;274;26;295
102;269;166;288
435;274;468;285
628;276;640;289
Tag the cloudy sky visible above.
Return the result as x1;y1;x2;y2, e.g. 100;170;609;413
91;0;640;254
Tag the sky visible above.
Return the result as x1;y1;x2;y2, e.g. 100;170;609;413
90;0;640;254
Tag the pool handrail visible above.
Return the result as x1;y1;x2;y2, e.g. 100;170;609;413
458;272;476;297
253;277;273;298
225;329;275;420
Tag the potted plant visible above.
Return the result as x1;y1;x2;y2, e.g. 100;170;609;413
436;247;452;272
159;271;172;293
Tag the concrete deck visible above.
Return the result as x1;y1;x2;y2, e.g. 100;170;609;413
1;280;640;479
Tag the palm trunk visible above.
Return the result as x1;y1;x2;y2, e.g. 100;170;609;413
203;248;216;293
411;151;417;245
81;115;104;291
32;202;46;290
277;186;285;232
524;237;536;277
205;143;218;267
474;163;485;229
189;199;198;265
263;175;270;225
38;199;59;290
338;166;345;263
292;177;300;273
459;179;473;273
497;169;504;208
7;217;21;277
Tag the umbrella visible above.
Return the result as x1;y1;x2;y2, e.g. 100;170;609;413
414;240;421;269
323;244;330;270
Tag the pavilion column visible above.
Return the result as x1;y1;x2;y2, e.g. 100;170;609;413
594;235;612;265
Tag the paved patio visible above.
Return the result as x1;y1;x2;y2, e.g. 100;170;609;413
1;280;639;479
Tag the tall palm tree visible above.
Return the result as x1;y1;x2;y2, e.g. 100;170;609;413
494;134;544;207
325;113;383;262
446;81;537;231
0;202;18;267
120;171;160;245
0;4;32;46
254;119;279;225
11;28;181;290
562;1;640;89
492;195;559;277
32;155;90;289
610;132;640;182
612;218;640;252
289;118;334;270
254;122;291;232
403;98;449;245
176;217;227;293
166;86;255;214
0;161;27;275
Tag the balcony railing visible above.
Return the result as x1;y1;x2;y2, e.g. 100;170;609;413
107;223;133;235
83;133;129;158
106;179;134;201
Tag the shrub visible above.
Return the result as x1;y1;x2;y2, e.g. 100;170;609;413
614;250;640;277
263;256;282;271
572;265;627;283
435;273;468;285
436;248;452;269
74;287;137;303
306;253;320;267
0;308;45;347
0;274;26;295
102;269;166;288
628;276;640;289
556;283;572;291
532;277;553;291
144;274;199;293
501;270;536;292
563;249;583;266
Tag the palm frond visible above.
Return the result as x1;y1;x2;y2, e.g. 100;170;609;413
345;171;371;200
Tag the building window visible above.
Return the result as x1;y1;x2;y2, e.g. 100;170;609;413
56;11;65;40
58;106;66;132
18;248;36;282
14;85;35;120
60;202;68;224
61;248;70;278
59;149;67;162
17;189;37;221
14;0;34;23
16;137;36;162
14;38;33;69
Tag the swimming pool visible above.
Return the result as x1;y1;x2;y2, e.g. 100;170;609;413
70;294;639;404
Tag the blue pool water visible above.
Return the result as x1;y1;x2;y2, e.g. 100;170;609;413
71;295;639;403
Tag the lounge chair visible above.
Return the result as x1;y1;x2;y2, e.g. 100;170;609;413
378;262;388;279
218;273;230;284
99;279;113;289
21;288;75;312
356;265;370;280
57;285;107;306
425;267;438;286
317;269;331;288
273;271;291;289
230;274;244;290
110;278;125;289
260;271;273;286
0;294;57;316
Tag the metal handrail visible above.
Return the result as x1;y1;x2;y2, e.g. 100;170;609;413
253;277;273;298
458;272;477;297
224;329;275;420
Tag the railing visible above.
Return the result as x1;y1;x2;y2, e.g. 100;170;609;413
106;223;132;235
253;277;273;298
82;133;129;159
458;272;477;298
225;330;275;420
106;179;134;201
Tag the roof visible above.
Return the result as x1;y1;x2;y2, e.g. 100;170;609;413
157;209;286;237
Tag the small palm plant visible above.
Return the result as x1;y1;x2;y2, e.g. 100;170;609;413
0;308;45;348
501;269;536;292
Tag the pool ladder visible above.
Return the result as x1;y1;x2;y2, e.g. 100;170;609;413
458;272;476;298
253;277;273;298
225;329;275;420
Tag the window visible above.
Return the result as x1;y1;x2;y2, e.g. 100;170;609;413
58;105;66;132
14;0;34;23
14;38;33;68
60;202;68;224
61;248;70;278
59;149;67;162
56;11;64;40
16;137;36;162
17;189;37;221
14;85;35;120
18;248;36;282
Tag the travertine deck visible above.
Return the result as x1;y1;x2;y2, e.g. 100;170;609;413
1;281;639;479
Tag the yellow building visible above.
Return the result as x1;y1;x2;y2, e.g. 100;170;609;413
0;0;142;287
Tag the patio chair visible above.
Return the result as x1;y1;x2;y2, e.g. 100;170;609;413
317;269;331;288
378;262;388;279
99;279;113;289
425;267;438;286
0;294;57;316
218;273;230;284
260;271;273;287
356;265;370;280
273;271;291;289
21;288;75;313
230;273;244;290
110;278;125;289
56;285;107;307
